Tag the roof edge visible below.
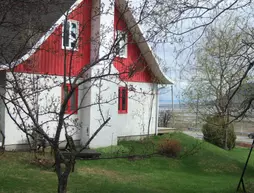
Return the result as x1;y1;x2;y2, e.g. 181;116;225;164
2;0;174;85
116;0;173;85
1;0;83;69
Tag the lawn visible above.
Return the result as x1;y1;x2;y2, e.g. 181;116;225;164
0;132;254;193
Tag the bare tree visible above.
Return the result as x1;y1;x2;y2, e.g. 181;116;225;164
158;110;172;127
184;19;254;149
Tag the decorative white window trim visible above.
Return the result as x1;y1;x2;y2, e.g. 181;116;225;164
115;30;128;58
62;20;79;51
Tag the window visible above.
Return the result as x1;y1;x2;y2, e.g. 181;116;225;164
62;84;78;114
62;20;79;50
115;30;128;58
118;87;128;113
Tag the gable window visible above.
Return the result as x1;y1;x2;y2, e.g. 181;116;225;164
118;87;128;113
61;84;78;114
115;30;128;58
62;20;79;50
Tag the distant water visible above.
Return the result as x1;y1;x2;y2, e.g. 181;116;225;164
159;103;188;111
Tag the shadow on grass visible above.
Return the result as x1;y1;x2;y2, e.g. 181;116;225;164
14;152;56;172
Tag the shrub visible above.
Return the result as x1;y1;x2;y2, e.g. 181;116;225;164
202;115;236;150
157;139;181;158
158;110;172;127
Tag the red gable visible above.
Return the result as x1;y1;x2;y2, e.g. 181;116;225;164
113;8;154;83
15;0;92;76
13;0;160;84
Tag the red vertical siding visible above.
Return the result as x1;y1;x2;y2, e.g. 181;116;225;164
114;8;154;83
15;0;92;77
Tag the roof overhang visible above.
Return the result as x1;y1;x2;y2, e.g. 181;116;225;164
0;0;83;71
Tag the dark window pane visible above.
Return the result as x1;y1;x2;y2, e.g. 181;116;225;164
122;88;126;110
116;42;120;55
62;85;69;112
70;22;77;49
118;87;127;113
116;31;127;57
71;42;76;49
63;85;68;98
118;88;121;110
63;22;70;47
71;23;77;39
122;33;126;43
70;89;77;111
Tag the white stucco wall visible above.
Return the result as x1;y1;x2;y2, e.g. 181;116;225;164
4;72;29;147
79;70;92;146
2;69;159;149
86;65;159;148
116;82;158;137
83;1;160;148
3;72;88;149
87;65;119;148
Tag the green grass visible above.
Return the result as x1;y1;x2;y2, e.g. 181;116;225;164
0;132;254;193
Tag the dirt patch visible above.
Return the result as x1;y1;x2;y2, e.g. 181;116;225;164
28;158;55;172
236;142;252;148
40;170;54;174
199;160;240;173
78;167;142;182
203;164;240;173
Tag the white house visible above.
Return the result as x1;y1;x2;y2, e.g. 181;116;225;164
0;0;173;150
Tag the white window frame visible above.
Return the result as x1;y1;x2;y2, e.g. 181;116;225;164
62;20;79;51
115;30;128;58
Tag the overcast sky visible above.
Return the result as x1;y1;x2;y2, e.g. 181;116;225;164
155;41;192;105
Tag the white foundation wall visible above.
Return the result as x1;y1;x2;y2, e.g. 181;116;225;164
4;72;36;147
86;65;119;148
3;72;89;149
79;70;92;146
87;66;159;148
116;82;158;138
36;76;81;142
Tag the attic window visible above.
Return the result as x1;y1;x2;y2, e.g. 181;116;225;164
62;20;79;50
115;30;128;58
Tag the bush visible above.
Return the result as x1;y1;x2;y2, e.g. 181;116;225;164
158;110;172;127
202;115;236;150
157;139;181;158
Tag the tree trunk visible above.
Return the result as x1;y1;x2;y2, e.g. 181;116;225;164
0;130;5;149
224;108;230;150
25;133;33;151
224;125;228;150
55;150;72;193
57;173;69;193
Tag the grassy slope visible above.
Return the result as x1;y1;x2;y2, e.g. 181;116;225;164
0;132;254;193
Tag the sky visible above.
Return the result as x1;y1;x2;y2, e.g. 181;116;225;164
155;43;190;105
